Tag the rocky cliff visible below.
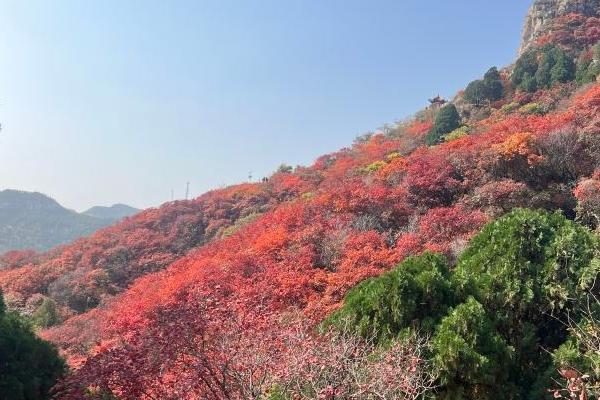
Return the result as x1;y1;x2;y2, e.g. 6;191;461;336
519;0;600;54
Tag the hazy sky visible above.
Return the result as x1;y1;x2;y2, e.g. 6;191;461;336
0;0;530;211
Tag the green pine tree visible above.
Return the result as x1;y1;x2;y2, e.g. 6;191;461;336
483;66;503;100
426;104;461;145
550;51;575;85
0;290;66;400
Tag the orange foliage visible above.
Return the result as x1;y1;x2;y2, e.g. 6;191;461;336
406;120;433;137
492;132;544;164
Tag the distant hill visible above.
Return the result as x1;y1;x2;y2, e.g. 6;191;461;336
0;190;134;253
83;204;139;221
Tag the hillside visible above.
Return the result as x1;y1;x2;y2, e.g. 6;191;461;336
3;0;600;398
0;190;115;254
82;204;139;221
0;180;303;318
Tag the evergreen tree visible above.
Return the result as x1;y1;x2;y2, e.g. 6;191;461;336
483;67;503;100
576;54;593;84
328;209;599;399
593;40;600;60
432;297;516;400
0;290;66;399
0;290;5;316
463;79;488;105
464;67;503;105
453;209;599;397
512;50;538;87
550;50;575;84
326;252;453;340
426;104;461;145
535;49;556;89
519;72;537;93
513;46;575;91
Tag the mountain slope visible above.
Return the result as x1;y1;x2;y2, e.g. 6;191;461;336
0;178;306;317
5;1;600;397
0;190;113;254
52;82;600;397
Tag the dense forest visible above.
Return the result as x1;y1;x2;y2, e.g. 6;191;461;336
2;0;600;399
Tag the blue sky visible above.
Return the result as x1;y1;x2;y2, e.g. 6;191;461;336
0;0;530;211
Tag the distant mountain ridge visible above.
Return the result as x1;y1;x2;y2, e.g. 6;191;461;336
0;189;137;253
83;204;139;221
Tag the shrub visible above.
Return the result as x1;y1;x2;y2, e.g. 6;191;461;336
359;160;387;174
519;102;545;115
326;252;453;340
500;102;520;114
432;297;515;400
444;126;470;142
453;209;599;395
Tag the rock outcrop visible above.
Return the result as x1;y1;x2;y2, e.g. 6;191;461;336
519;0;600;55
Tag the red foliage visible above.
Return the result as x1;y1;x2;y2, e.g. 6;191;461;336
572;84;600;133
536;13;600;51
404;149;467;208
0;182;296;316
0;249;39;270
16;81;600;396
406;120;433;137
418;206;488;249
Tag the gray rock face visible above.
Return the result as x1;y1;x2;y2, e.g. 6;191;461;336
519;0;600;55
